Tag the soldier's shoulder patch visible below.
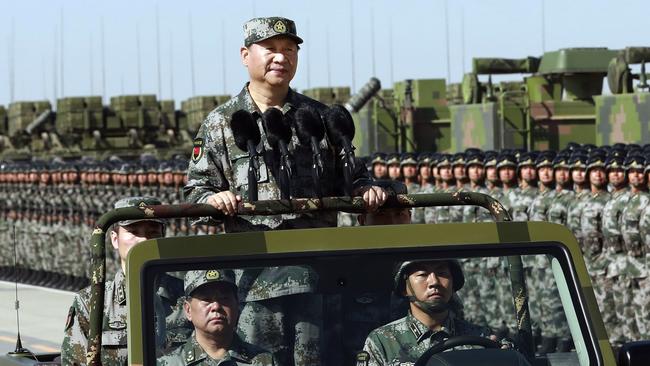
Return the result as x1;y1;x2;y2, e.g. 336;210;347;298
355;351;370;366
192;138;204;163
65;306;76;331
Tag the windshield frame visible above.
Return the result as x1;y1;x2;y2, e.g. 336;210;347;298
126;221;615;366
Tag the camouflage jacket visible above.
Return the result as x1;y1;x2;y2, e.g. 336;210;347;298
565;190;590;240
462;186;493;223
601;189;630;251
611;191;650;278
527;187;556;222
61;270;129;366
546;189;574;225
510;185;538;221
423;186;456;223
362;311;491;366
184;84;371;232
580;191;611;263
157;332;275;366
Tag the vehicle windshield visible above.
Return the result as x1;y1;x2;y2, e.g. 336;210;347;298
141;245;598;366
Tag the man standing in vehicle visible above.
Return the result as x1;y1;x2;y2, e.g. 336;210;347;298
183;17;386;366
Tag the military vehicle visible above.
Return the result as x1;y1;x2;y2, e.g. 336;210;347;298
2;192;648;365
0;94;230;161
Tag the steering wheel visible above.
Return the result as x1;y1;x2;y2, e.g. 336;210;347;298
414;336;501;366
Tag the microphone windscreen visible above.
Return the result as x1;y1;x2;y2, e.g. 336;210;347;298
325;104;355;146
230;109;261;151
294;107;325;146
263;108;292;148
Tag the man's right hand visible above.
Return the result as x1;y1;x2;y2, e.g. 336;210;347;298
206;192;241;216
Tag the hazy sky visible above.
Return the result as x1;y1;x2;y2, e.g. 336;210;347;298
0;0;647;108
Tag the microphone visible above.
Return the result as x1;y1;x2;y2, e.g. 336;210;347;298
263;108;293;200
294;106;326;198
325;104;356;196
230;109;261;202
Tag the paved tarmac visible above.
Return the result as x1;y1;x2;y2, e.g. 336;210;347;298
0;281;74;355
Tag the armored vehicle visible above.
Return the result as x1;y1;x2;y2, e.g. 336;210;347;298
2;192;648;365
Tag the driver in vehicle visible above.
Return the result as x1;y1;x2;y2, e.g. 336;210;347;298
157;269;276;365
361;259;504;365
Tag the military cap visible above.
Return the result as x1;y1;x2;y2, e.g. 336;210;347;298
429;153;442;167
496;153;517;169
158;162;173;173
386;154;400;166
605;156;625;171
566;142;581;151
612;143;626;151
394;259;465;294
370;152;386;165
184;269;237;296
586;154;607;171
451;152;466;167
172;162;186;174
583;143;597;153
400;153;417;166
465;152;485;167
372;179;408;196
146;163;158;173
609;148;626;159
624;155;645;171
517;151;537;168
114;196;166;226
535;152;556;169
436;154;453;167
417;153;432;167
243;17;303;47
552;155;570;169
464;148;482;156
484;152;498;168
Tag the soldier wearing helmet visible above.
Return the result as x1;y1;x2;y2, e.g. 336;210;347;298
157;270;275;366
361;259;496;366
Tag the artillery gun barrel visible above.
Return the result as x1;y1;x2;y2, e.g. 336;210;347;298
345;77;381;113
24;109;52;135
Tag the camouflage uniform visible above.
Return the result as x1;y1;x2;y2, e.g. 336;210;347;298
631;193;650;340
184;18;371;366
157;332;275;366
362;311;491;366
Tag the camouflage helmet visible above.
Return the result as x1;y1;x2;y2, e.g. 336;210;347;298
394;259;465;295
243;17;303;47
114;196;166;227
184;269;237;296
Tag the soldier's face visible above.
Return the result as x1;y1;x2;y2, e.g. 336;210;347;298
39;173;50;184
406;261;453;306
69;171;78;182
589;168;607;188
419;165;431;180
628;169;645;188
439;166;453;182
432;166;440;180
571;169;585;184
137;174;147;185
184;283;238;337
402;164;417;179
163;172;174;185
554;167;570;186
111;221;164;262
520;166;537;182
538;166;554;185
388;164;401;180
148;173;158;183
241;37;298;88
174;173;185;185
498;166;516;183
608;168;626;188
453;165;466;180
373;163;387;179
467;164;485;183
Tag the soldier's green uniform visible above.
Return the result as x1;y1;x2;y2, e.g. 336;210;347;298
157;332;275;366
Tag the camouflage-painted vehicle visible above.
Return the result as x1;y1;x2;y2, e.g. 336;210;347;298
0;94;230;161
2;192;648;365
450;48;620;153
595;47;650;145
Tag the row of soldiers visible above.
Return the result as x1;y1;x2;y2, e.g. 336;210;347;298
0;157;223;291
355;144;650;347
